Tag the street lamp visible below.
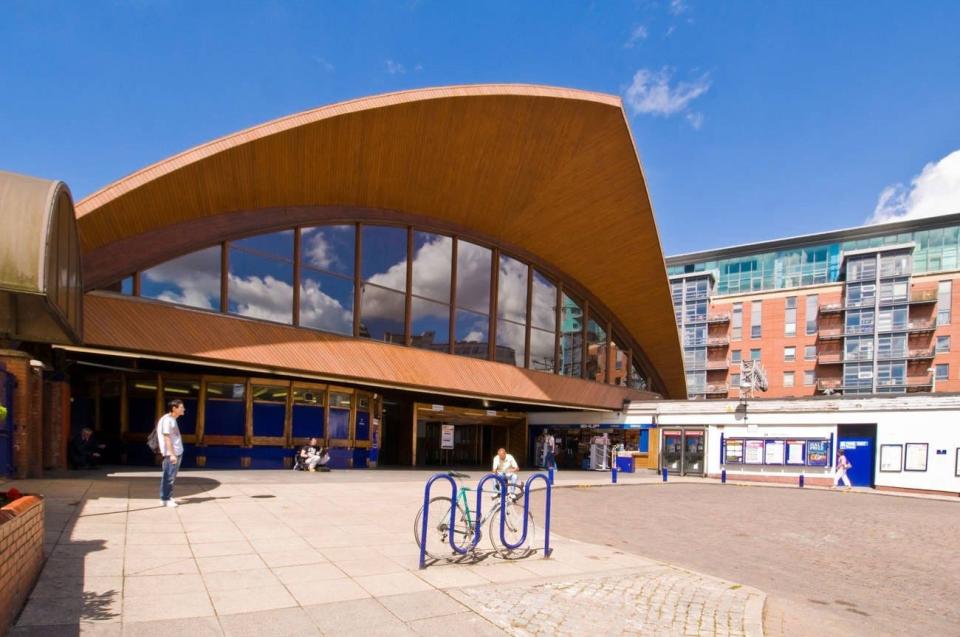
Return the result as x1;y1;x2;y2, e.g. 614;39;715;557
927;367;937;393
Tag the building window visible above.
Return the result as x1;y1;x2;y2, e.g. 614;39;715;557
529;270;557;373
804;370;815;386
805;294;818;335
496;254;529;367
731;302;743;340
784;346;796;362
229;231;294;325
938;281;952;325
750;348;761;361
560;293;583;377
142;245;222;311
731;349;742;363
784;297;796;337
750;301;762;338
804;345;816;360
731;373;741;387
360;225;407;342
936;364;949;380
936;335;951;354
301;225;356;336
783;371;795;388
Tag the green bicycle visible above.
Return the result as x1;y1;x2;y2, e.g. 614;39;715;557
414;471;536;560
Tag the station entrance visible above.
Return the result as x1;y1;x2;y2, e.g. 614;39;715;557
413;403;527;468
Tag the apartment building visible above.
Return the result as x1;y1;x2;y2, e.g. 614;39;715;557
668;213;960;399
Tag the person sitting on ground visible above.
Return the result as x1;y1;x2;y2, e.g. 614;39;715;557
492;447;520;500
70;427;105;469
298;437;329;472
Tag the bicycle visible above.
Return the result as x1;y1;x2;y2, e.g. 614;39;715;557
414;471;536;560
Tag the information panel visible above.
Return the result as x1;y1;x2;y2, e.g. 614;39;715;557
440;424;455;450
904;443;928;472
786;440;805;465
725;439;744;464
806;440;830;466
764;440;785;465
744;440;765;464
879;444;902;472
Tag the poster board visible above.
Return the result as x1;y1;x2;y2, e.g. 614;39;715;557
785;440;805;465
806;440;829;467
904;443;928;472
725;439;744;464
879;444;902;472
440;424;455;450
744;440;765;464
955;448;960;478
764;440;785;465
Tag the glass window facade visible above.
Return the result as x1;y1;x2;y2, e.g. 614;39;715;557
668;222;960;295
805;294;818;334
750;301;762;338
938;281;952;325
784;297;796;337
105;223;651;390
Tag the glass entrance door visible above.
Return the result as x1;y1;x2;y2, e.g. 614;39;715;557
682;430;705;476
663;430;683;474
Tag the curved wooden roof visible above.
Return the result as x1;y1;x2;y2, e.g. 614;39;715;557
76;84;685;398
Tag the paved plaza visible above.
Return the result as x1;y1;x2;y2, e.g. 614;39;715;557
2;468;763;636
543;482;960;637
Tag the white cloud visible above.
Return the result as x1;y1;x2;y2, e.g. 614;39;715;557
669;0;688;16
868;150;960;224
685;111;704;130
624;25;648;48
385;59;406;75
625;68;710;118
313;56;335;72
143;247;221;310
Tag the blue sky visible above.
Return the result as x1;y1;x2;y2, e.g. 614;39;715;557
2;1;959;255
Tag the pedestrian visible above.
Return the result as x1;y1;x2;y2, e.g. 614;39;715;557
834;449;853;489
69;427;106;469
157;399;185;507
543;429;557;473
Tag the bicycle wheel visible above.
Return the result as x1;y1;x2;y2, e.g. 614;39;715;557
414;496;474;560
488;500;536;558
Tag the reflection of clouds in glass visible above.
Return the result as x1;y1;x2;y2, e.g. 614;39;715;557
412;234;452;302
302;226;353;273
361;283;405;318
300;278;353;334
228;274;293;323
456;241;491;313
497;319;526;365
531;271;557;331
304;231;336;270
143;247;220;310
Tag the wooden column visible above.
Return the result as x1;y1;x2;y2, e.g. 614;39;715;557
554;284;562;374
119;374;129;438
196;377;207;446
411;403;419;467
489;248;499;360
243;378;253;447
283;380;293;447
292;228;302;326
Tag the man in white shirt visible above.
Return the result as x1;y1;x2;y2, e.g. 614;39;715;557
492;447;520;499
543;430;557;472
157;399;185;508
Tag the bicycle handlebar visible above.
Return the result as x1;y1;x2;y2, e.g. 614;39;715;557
447;471;471;479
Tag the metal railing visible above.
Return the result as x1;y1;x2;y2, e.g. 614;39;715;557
909;289;938;303
417;472;552;569
706;314;730;323
707;337;729;347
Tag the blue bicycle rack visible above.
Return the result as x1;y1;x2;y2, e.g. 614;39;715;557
418;471;553;569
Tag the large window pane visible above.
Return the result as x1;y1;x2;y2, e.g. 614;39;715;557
362;225;407;291
301;225;354;277
228;248;293;324
455;309;489;359
412;232;452;302
252;384;286;438
162;378;199;436
411;297;450;351
560;293;583;377
233;230;293;260
300;270;354;335
586;317;608;382
496;319;525;366
530;270;557;331
456;240;491;314
360;283;405;342
528;328;556;373
498;255;528;323
141;246;221;310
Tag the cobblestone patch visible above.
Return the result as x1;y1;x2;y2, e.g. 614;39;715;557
448;567;765;637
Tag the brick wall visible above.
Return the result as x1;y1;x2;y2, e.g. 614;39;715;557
0;350;44;478
0;495;44;634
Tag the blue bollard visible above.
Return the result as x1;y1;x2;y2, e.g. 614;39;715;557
548;466;555;485
799;473;805;488
611;467;618;483
721;468;727;484
661;467;668;482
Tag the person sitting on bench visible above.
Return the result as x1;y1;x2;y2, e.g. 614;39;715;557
297;438;330;472
70;427;106;469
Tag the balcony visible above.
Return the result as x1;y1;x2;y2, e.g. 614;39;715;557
816;353;843;365
706;359;730;370
876;320;937;334
706;313;731;324
704;384;729;395
819;303;843;314
816;379;842;392
909;289;938;304
707;337;729;348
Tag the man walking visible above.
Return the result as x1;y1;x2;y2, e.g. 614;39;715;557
833;449;853;489
158;399;185;507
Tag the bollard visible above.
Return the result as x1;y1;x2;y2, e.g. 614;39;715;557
611;467;618;484
721;468;727;484
661;467;668;482
548;466;555;485
799;473;805;488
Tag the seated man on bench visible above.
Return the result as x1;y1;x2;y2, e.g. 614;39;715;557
296;438;330;472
